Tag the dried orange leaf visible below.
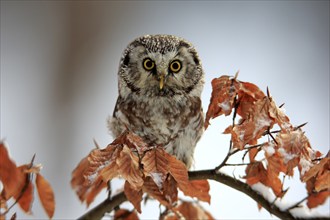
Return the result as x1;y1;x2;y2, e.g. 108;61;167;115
204;76;236;127
71;144;120;204
315;170;330;192
307;190;330;209
286;157;300;177
205;76;239;128
174;201;214;220
99;160;119;182
267;99;291;131
167;154;190;193
0;143;25;199
71;155;90;202
36;174;55;218
249;147;259;162
266;152;287;176
124;132;150;155
232;97;275;149
163;175;178;204
245;162;268;186
114;209;139;220
124;181;143;213
16;181;34;214
239;81;265;101
141;148;169;189
302;158;329;182
188;180;211;203
116;145;144;190
266;169;284;198
85;177;107;207
143;177;170;207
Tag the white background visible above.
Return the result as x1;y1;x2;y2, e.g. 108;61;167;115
1;1;329;219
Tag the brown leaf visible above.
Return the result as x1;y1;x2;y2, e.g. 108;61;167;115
16;180;34;214
266;152;287;176
116;145;144;190
99;160;119;183
36;174;55;218
71;132;149;206
187;180;211;203
167;154;210;202
307;190;330;209
249;147;259;162
143;177;170;207
266;169;284;198
239;81;265;101
71;155;90;201
232;97;275;149
267;98;292;131
275;129;324;181
141;148;169;189
114;209;139;220
163;175;178;205
71;145;120;205
0;143;26;199
124;132;150;156
245;160;285;197
167;154;190;194
174;201;214;220
235;81;265;120
124;181;143;213
315;170;330;192
286;157;299;177
204;76;238;129
245;162;268;186
302;158;329;182
85;177;107;207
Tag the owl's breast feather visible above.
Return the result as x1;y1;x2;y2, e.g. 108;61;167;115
111;93;202;144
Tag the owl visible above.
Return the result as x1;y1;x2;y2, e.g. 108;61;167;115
109;35;204;169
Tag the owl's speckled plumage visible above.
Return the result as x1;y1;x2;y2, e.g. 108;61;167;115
109;35;204;168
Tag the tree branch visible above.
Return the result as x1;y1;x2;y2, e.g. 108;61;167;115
189;170;297;220
77;192;127;220
78;170;329;220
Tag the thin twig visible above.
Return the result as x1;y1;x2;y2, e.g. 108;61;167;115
286;195;309;211
215;95;238;170
264;122;308;136
294;122;308;131
224;162;255;166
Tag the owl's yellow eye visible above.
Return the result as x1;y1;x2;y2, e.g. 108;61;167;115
143;58;155;71
169;60;182;73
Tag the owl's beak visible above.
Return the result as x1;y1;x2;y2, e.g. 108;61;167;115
159;73;166;90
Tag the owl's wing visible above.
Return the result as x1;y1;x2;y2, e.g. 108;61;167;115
108;96;126;137
112;96;121;117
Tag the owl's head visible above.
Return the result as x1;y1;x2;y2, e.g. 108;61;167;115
117;35;204;98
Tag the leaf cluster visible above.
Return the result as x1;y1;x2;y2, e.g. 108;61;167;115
0;142;55;219
205;75;329;209
71;131;211;218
